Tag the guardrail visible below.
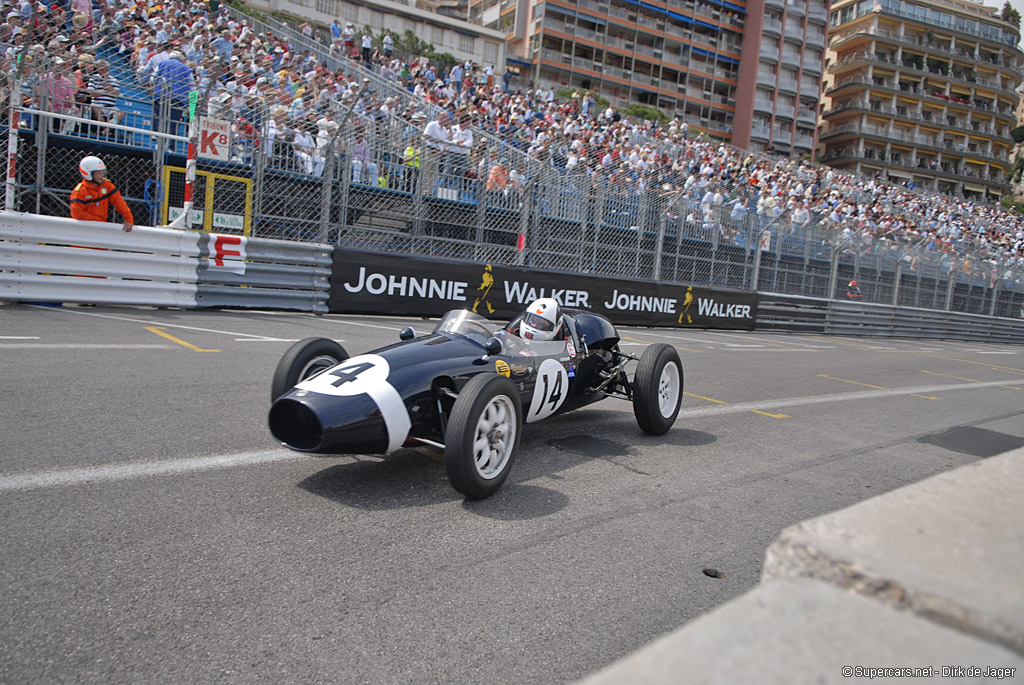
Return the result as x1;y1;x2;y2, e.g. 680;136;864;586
756;293;1024;343
0;212;330;312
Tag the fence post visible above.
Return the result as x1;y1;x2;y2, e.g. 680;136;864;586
318;80;370;245
945;261;960;311
828;243;840;300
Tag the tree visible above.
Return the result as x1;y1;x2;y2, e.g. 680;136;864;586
1001;1;1020;28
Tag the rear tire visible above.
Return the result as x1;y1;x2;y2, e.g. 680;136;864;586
632;343;683;435
271;337;349;402
445;373;522;499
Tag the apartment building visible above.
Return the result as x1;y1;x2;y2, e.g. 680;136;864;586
469;0;748;139
253;0;504;66
732;0;830;157
820;0;1023;199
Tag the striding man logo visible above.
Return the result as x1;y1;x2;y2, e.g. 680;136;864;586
678;286;694;324
472;264;495;314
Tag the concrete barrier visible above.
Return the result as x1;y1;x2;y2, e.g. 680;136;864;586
580;448;1024;683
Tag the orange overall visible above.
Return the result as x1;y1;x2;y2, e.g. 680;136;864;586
70;179;134;224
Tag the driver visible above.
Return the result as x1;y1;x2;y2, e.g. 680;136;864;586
520;297;563;341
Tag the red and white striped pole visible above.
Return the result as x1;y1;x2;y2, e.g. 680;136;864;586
5;77;20;212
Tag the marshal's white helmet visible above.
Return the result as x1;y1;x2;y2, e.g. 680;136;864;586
79;155;106;182
522;297;562;341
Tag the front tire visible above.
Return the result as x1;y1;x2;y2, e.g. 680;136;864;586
445;373;522;499
632;343;683;435
271;337;349;402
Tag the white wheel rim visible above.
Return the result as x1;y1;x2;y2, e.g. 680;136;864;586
657;362;681;418
472;395;516;480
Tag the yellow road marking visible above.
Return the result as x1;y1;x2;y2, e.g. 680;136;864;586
684;392;787;418
751;410;790;419
911;394;939;400
684;392;728;405
921;369;1020;390
817;374;886;390
144;326;220;352
921;369;979;383
926;355;1024;375
740;336;787;349
621;335;702;353
814;336;878;349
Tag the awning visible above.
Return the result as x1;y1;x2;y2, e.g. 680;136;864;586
963;184;985;192
965;158;986;165
887;170;912;179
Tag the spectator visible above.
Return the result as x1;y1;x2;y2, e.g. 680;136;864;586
421;109;449;192
292;122;318;174
341;22;354;57
360;30;372;64
88;59;123;138
152;49;194;135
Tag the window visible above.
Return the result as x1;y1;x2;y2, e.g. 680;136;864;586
315;0;333;13
371;11;383;29
484;41;499;64
342;2;358;22
459;34;475;52
432;26;444;44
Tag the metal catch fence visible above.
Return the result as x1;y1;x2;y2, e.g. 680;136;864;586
3;68;1023;320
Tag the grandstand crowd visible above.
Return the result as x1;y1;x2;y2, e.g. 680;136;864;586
1;0;1022;270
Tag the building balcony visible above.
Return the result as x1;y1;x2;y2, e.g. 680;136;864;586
781;51;802;69
757;72;778;88
763;17;782;36
760;45;779;62
775;103;796;119
797;108;816;124
804;31;824;49
802;59;823;75
754;99;774;114
765;0;783;10
773;129;793;145
777;77;798;93
807;5;827;24
750;124;771;141
784;26;804;43
800;83;820;99
794;133;815;148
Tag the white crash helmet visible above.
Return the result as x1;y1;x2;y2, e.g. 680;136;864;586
79;155;106;182
521;297;562;341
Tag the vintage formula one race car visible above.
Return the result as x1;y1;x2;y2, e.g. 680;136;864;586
268;309;683;499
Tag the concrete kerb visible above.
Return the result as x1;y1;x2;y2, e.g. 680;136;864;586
579;447;1024;684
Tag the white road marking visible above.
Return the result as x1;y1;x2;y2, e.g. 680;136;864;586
0;449;306;493
621;330;712;344
2;378;1019;494
28;305;284;340
0;336;40;339
0;343;169;349
677;378;1020;419
974;351;1018;355
234;338;302;342
322;318;411;332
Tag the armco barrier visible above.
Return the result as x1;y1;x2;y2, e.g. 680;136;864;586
0;212;330;312
195;233;331;313
756;293;1024;344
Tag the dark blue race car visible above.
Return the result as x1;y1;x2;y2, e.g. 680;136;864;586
268;309;683;498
